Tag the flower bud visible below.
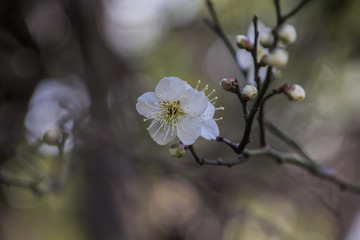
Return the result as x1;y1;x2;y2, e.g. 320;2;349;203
169;142;186;158
236;35;253;51
43;126;62;145
285;84;305;101
278;24;297;45
220;78;237;93
261;48;289;67
241;84;258;101
259;32;274;48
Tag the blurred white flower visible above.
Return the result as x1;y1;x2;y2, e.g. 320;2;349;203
236;21;271;85
24;75;90;154
136;77;220;145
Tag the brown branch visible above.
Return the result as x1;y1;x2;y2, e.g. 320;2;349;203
204;0;247;79
188;146;360;194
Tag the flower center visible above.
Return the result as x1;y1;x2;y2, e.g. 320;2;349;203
161;100;184;121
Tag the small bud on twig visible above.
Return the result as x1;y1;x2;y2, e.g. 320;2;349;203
241;84;258;101
220;78;237;93
169;142;186;158
261;48;289;67
259;32;274;48
236;35;253;51
278;24;297;45
284;84;305;101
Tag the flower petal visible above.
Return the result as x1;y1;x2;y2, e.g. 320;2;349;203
177;116;201;145
148;120;176;145
236;49;253;70
155;77;186;101
182;88;208;115
201;119;219;140
201;102;215;120
136;92;161;117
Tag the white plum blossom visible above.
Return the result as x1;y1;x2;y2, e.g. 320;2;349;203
136;77;220;145
236;21;271;85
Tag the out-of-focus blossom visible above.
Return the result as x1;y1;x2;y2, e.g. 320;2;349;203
24;75;90;154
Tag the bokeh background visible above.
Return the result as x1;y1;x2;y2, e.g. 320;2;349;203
1;0;360;239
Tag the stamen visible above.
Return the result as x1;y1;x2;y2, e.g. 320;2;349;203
207;89;216;98
163;122;171;142
196;80;201;90
210;96;218;103
202;84;209;92
216;107;225;110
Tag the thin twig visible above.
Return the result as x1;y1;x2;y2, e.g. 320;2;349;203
281;0;313;24
258;86;285;147
273;0;282;25
264;119;315;166
251;15;261;89
236;66;273;153
187;145;204;165
204;0;247;78
188;146;360;194
216;136;239;152
235;82;248;119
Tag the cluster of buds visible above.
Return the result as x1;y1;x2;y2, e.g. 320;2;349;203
258;24;297;68
220;78;258;102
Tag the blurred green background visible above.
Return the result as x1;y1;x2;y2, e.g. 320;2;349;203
1;0;360;239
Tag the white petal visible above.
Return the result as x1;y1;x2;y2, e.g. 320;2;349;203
236;49;253;70
201;119;219;140
177;116;201;145
258;66;268;82
148;120;176;145
155;77;186;100
201;102;215;120
182;88;208;115
136;92;161;117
